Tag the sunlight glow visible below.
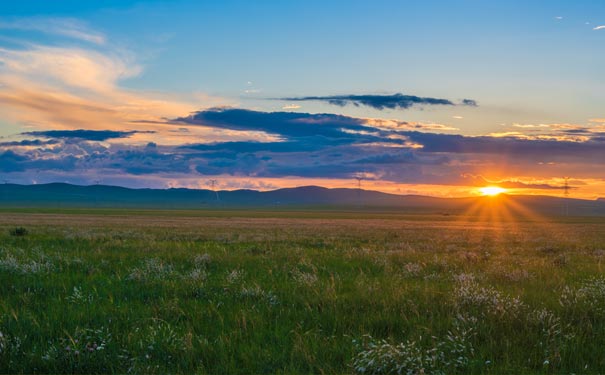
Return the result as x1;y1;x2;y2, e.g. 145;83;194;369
479;186;507;196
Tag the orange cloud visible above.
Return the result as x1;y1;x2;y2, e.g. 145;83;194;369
0;35;282;146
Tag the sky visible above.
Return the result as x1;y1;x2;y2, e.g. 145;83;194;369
0;0;604;198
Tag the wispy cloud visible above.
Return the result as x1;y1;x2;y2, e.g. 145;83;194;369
0;17;235;146
0;45;141;93
461;174;569;190
0;17;106;44
594;25;605;30
275;93;478;111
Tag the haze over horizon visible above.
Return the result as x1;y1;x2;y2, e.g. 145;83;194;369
1;1;604;198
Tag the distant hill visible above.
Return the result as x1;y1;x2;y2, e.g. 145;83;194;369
0;183;604;216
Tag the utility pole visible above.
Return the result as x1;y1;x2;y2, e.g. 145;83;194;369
355;176;363;207
209;179;220;201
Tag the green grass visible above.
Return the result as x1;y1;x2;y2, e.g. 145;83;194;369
1;210;605;373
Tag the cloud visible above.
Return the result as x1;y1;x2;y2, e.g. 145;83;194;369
0;150;77;173
0;16;602;195
2;109;605;194
0;45;141;94
351;152;449;166
0;150;28;172
594;25;605;30
0;19;224;146
275;93;477;110
494;123;605;142
461;174;569;190
23;129;147;141
403;131;605;158
0;139;59;147
0;17;106;44
167;108;605;186
175;108;399;149
176;108;457;148
512;123;551;128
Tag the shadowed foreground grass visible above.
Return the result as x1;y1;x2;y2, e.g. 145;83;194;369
1;211;605;374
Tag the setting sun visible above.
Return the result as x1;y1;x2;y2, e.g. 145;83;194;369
479;186;507;196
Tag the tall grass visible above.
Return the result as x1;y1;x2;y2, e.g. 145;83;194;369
0;212;604;373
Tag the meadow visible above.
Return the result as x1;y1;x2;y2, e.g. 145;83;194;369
1;209;605;374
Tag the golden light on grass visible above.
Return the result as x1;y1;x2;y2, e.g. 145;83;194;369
479;186;507;196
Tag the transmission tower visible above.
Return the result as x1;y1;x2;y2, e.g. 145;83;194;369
209;179;220;201
355;176;363;206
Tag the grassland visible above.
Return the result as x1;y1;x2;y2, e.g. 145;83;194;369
1;209;605;374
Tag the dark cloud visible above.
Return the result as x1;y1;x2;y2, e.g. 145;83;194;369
181;140;326;153
0;139;59;147
175;108;405;152
196;153;267;176
351;152;450;165
403;132;605;158
275;93;477;110
23;129;150;141
1;108;604;189
107;148;191;175
175;108;370;139
0;150;28;172
0;150;77;172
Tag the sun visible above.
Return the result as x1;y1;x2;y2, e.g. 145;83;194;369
479;186;507;196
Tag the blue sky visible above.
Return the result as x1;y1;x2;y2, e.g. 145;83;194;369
0;1;604;197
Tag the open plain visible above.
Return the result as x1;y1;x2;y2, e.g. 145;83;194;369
1;209;605;374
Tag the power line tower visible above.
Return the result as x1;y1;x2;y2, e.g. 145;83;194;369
209;179;220;201
355;176;363;206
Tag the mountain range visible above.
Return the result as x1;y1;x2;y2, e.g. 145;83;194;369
0;183;603;216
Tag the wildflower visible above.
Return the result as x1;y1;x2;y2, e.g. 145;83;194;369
403;262;423;276
194;253;212;267
291;268;318;286
226;269;245;284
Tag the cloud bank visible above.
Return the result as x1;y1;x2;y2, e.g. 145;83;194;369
2;106;603;197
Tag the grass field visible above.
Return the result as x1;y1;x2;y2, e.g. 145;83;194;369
1;209;605;374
